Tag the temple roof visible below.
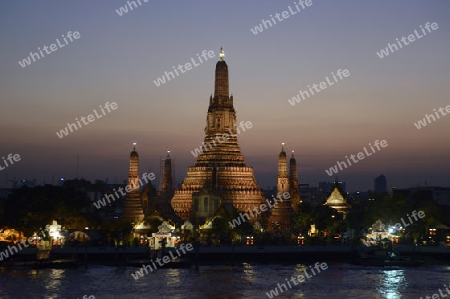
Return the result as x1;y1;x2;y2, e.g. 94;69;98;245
279;143;286;158
130;143;138;157
213;48;230;101
324;182;350;209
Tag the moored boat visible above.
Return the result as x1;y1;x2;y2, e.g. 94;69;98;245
353;246;429;267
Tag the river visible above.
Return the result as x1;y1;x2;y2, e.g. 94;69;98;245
0;263;449;298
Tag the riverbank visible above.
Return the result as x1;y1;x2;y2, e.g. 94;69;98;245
1;245;450;267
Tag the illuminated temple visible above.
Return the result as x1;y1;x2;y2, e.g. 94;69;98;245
170;48;266;225
268;144;294;233
324;181;351;218
121;49;303;235
122;143;145;223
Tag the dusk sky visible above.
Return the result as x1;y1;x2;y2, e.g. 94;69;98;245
1;1;449;192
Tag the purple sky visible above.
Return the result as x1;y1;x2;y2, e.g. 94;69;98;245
0;1;449;192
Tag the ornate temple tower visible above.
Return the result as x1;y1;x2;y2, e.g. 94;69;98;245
277;143;289;195
122;143;145;223
289;150;301;213
171;48;265;222
268;143;294;232
160;150;175;202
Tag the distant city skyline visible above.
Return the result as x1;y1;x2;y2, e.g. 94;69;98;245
1;1;449;192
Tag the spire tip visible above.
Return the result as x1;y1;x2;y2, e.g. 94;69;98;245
219;47;225;61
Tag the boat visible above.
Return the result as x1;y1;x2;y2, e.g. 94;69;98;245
353;245;429;267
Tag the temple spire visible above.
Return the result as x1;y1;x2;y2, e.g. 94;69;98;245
278;144;288;189
128;143;139;193
171;48;266;223
219;47;225;61
160;150;174;202
122;142;145;223
289;149;301;213
214;48;229;98
268;144;293;234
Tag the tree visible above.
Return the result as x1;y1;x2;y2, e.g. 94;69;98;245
99;219;133;246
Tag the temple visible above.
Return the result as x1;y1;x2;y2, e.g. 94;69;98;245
159;151;175;203
142;150;181;224
289;150;301;213
122;143;145;223
120;49;305;237
268;143;294;233
324;181;351;217
170;48;266;226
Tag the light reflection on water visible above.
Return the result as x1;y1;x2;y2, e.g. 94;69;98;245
0;264;448;299
45;269;65;297
242;262;256;284
379;269;405;299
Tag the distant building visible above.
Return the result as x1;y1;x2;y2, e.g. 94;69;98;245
299;184;311;205
300;184;330;206
393;186;450;206
348;190;369;203
7;179;36;188
318;181;333;193
374;175;387;194
309;186;324;205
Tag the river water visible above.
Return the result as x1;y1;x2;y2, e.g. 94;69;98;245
0;263;449;299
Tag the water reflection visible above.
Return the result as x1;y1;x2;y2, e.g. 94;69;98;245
378;269;405;299
242;262;257;284
44;269;65;298
165;268;181;288
0;264;443;298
